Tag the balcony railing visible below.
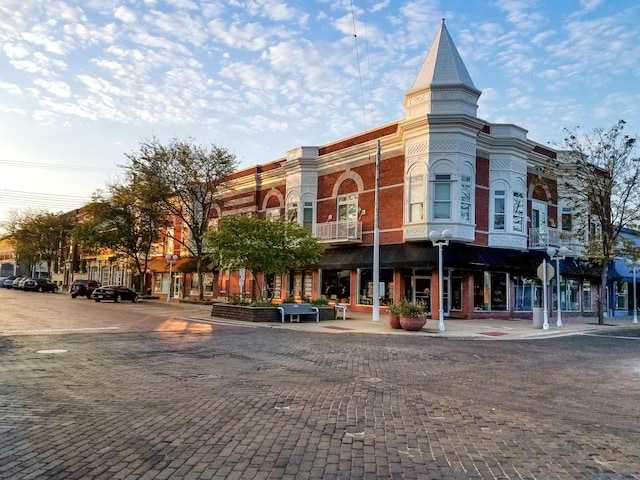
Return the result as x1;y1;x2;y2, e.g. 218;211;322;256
315;220;362;243
529;227;580;251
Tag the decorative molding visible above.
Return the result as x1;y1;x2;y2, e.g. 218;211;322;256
406;142;430;157
224;195;254;207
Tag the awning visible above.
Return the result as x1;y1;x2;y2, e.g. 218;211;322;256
144;257;198;273
316;243;548;274
609;259;639;282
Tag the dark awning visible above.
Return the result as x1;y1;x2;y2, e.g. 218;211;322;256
316;243;548;274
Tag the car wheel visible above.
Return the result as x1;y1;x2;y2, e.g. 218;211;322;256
132;295;139;303
71;294;77;298
53;287;58;293
94;298;101;302
37;286;43;292
115;295;122;303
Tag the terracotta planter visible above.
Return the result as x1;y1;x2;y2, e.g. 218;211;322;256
388;313;402;329
399;315;427;331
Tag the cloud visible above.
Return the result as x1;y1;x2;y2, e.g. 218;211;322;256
114;6;137;23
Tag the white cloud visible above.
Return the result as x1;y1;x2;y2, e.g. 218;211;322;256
114;6;137;24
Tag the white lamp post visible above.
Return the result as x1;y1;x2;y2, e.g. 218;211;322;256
626;259;640;324
547;246;570;327
165;254;179;301
429;228;453;332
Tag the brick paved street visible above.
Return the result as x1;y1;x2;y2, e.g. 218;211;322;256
1;290;639;479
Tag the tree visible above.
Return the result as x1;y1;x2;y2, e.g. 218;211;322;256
123;137;237;300
10;210;74;277
559;120;640;323
204;215;325;301
74;181;164;293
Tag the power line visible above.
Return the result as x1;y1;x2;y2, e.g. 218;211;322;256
0;158;115;173
0;189;92;210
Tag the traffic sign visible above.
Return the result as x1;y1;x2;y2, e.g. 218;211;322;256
537;262;555;282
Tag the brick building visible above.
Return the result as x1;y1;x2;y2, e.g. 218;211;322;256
143;20;597;320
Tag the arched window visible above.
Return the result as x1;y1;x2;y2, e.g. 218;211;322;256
408;165;426;222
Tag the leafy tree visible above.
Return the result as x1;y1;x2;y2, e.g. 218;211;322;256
559;120;640;323
10;210;74;277
204;215;324;300
122;137;237;300
74;181;163;293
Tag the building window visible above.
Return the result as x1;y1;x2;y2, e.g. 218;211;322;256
433;174;451;220
303;201;314;233
266;207;280;221
460;175;471;222
473;271;508;311
582;281;593;312
514;275;535;311
409;174;424;222
493;190;505;230
513;192;524;232
287;202;298;223
561;207;572;232
451;270;462;310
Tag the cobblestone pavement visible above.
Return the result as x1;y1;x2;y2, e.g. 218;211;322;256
1;292;639;479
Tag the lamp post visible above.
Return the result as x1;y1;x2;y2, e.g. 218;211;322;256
626;259;640;324
165;254;179;301
547;246;570;327
429;228;453;332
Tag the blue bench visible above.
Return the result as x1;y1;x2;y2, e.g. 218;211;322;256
277;303;319;323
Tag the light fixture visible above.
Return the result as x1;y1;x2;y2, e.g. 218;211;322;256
165;254;179;302
429;228;453;332
626;258;640;324
546;246;570;327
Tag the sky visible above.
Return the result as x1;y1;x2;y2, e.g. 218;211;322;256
1;0;639;231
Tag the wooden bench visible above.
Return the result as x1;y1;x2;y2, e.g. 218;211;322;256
277;303;319;323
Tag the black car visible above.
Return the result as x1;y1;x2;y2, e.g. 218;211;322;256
70;279;101;298
23;278;59;293
92;285;139;303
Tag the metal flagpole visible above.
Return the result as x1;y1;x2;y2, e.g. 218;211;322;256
372;140;381;322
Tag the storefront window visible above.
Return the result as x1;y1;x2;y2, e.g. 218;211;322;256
514;275;535;311
582;281;593;312
321;269;351;303
265;273;282;300
451;270;462;310
565;279;580;311
356;269;394;305
615;281;628;311
473;271;508;311
154;273;169;293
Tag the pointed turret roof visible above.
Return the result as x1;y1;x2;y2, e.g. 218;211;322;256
407;19;479;95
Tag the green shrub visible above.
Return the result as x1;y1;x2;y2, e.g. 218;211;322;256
310;298;329;306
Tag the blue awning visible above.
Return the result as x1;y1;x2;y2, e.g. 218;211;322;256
610;259;640;282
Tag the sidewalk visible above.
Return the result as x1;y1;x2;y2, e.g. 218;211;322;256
178;301;640;339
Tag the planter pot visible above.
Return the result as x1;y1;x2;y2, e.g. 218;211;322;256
399;315;427;331
388;313;402;329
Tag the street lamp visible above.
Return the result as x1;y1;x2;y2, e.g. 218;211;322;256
547;246;570;327
429;228;453;332
165;254;179;301
626;258;640;324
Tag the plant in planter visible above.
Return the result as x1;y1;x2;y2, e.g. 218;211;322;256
397;301;427;331
386;302;403;329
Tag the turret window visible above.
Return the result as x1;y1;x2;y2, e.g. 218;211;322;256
433;174;452;220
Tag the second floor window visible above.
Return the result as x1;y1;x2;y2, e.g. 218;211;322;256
337;194;358;222
303;201;313;233
561;207;572;232
513;192;524;232
493;190;506;230
433;174;452;220
460;175;471;222
287;202;298;223
409;174;425;222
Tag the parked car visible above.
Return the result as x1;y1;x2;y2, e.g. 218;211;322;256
0;276;6;287
16;277;34;290
23;278;59;293
70;279;101;299
2;275;18;288
92;285;139;303
10;276;29;289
